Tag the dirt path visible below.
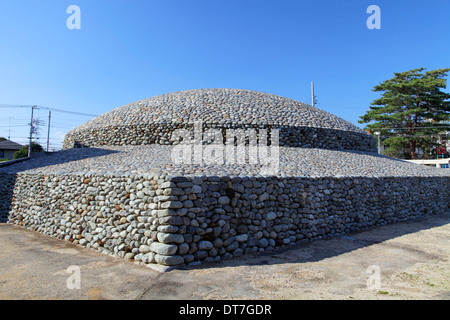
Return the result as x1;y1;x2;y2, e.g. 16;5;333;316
1;213;449;300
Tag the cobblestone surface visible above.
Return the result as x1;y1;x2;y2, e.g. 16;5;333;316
1;146;448;178
63;89;376;152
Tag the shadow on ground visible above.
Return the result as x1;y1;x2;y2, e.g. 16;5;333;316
0;213;449;299
176;213;450;271
140;213;450;300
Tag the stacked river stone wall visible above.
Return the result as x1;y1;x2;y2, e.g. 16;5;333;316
63;124;376;152
3;171;448;266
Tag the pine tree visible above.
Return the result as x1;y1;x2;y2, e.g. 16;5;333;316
359;68;450;159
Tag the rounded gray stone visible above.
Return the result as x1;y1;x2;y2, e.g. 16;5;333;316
198;240;213;251
178;243;190;255
264;212;277;221
157;232;185;244
150;242;178;255
257;238;269;248
139;244;152;253
154;254;184;266
235;234;248;243
218;196;230;205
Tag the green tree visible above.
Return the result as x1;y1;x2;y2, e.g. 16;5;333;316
13;142;44;160
359;68;450;159
0;137;6;142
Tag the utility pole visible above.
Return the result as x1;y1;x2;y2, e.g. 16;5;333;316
47;111;51;152
8;117;12;140
28;106;36;158
311;82;318;107
374;132;381;154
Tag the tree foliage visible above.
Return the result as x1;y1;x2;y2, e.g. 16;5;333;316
359;68;450;159
13;142;44;160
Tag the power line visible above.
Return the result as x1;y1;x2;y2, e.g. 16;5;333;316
0;104;98;117
0;125;29;128
1;103;97;155
47;111;51;152
0;104;33;108
38;106;98;117
9;136;64;140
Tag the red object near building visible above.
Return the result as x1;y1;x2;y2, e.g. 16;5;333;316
436;146;446;155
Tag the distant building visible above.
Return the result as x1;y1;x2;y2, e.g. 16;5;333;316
0;140;23;160
371;130;450;159
405;158;449;169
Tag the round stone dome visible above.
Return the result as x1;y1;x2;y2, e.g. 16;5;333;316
63;88;376;152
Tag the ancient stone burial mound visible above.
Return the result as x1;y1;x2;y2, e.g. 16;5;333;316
63;88;376;151
1;88;449;268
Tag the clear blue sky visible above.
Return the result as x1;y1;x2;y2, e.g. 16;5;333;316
1;0;449;150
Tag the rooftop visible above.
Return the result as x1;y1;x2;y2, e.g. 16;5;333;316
0;140;23;150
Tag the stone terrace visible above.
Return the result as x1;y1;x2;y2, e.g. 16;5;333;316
1;89;449;267
1;146;449;267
